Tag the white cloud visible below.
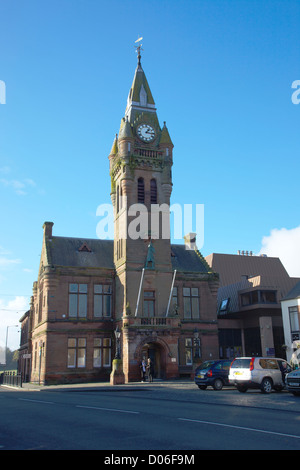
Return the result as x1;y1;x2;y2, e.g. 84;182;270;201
0;247;21;270
0;257;21;267
0;177;38;196
259;226;300;277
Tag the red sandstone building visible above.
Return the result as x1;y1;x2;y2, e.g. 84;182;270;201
20;50;219;384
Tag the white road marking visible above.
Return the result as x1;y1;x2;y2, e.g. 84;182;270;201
178;417;300;440
18;398;54;404
76;405;140;414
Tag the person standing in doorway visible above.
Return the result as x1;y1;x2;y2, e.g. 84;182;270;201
140;358;146;382
147;357;154;382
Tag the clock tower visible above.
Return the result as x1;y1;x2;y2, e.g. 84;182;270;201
108;44;177;381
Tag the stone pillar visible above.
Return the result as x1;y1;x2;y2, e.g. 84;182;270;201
259;316;275;356
110;359;125;385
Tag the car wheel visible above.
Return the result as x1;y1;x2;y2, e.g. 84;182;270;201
213;378;223;390
236;384;248;393
261;377;273;394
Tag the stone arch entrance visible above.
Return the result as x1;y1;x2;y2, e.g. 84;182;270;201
139;340;167;380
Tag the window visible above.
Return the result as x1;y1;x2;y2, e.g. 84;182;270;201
93;338;102;367
261;290;276;303
137;177;145;204
183;287;199;319
69;284;87;318
219;298;230;314
241;290;276;306
172;286;178;313
38;287;43;323
67;338;86;368
185;338;193;365
117;185;120;212
94;284;112;317
289;306;300;332
143;290;155;317
259;358;279;370
103;338;111;367
120;185;123;209
77;338;86;367
150;179;157;204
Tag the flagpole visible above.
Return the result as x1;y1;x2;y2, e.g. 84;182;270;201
166;270;177;317
135;268;145;317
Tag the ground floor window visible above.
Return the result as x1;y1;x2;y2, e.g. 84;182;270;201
93;338;112;368
185;338;193;365
219;329;242;359
67;338;86;368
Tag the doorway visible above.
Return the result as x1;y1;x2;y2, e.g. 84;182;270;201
141;341;165;379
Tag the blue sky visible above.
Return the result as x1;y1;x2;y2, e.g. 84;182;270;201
0;0;299;350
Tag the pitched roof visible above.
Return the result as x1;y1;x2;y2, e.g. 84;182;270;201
45;236;213;275
171;245;213;274
128;64;155;106
47;237;114;270
205;252;290;287
282;280;300;301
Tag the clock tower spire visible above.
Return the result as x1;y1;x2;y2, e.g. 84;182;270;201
109;43;175;381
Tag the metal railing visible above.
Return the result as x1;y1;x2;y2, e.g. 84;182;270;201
1;371;22;388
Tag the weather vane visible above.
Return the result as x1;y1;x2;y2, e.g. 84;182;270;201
135;36;143;66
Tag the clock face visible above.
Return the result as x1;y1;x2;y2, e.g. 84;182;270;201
137;124;156;142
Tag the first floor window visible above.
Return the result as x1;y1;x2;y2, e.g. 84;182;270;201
144;290;155;317
289;306;300;332
68;338;86;368
69;284;88;318
183;287;200;319
172;286;178;313
94;284;112;317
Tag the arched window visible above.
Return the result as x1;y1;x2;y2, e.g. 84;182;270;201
137;177;145;204
150;179;157;204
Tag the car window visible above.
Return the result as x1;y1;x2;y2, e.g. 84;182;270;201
278;360;292;373
230;359;251;369
198;361;216;370
259;359;279;369
214;363;222;370
222;361;231;370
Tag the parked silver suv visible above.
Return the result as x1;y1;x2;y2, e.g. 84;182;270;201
229;357;291;393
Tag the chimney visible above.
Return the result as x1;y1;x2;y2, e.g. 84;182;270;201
43;221;54;239
184;232;197;250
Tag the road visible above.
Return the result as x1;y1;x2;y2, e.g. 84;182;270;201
1;382;300;451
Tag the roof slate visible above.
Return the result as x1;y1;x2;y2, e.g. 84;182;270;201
282;280;300;301
46;237;212;274
48;237;114;269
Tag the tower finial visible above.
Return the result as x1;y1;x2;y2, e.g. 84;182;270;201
134;36;143;66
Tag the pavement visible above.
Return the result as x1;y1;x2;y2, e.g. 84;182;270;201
1;378;197;392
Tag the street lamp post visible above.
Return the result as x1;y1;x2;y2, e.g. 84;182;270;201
110;325;125;385
114;326;121;359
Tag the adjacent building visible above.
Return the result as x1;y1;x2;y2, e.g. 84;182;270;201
281;280;300;364
206;252;300;359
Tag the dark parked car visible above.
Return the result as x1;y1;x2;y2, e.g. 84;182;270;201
194;359;232;390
